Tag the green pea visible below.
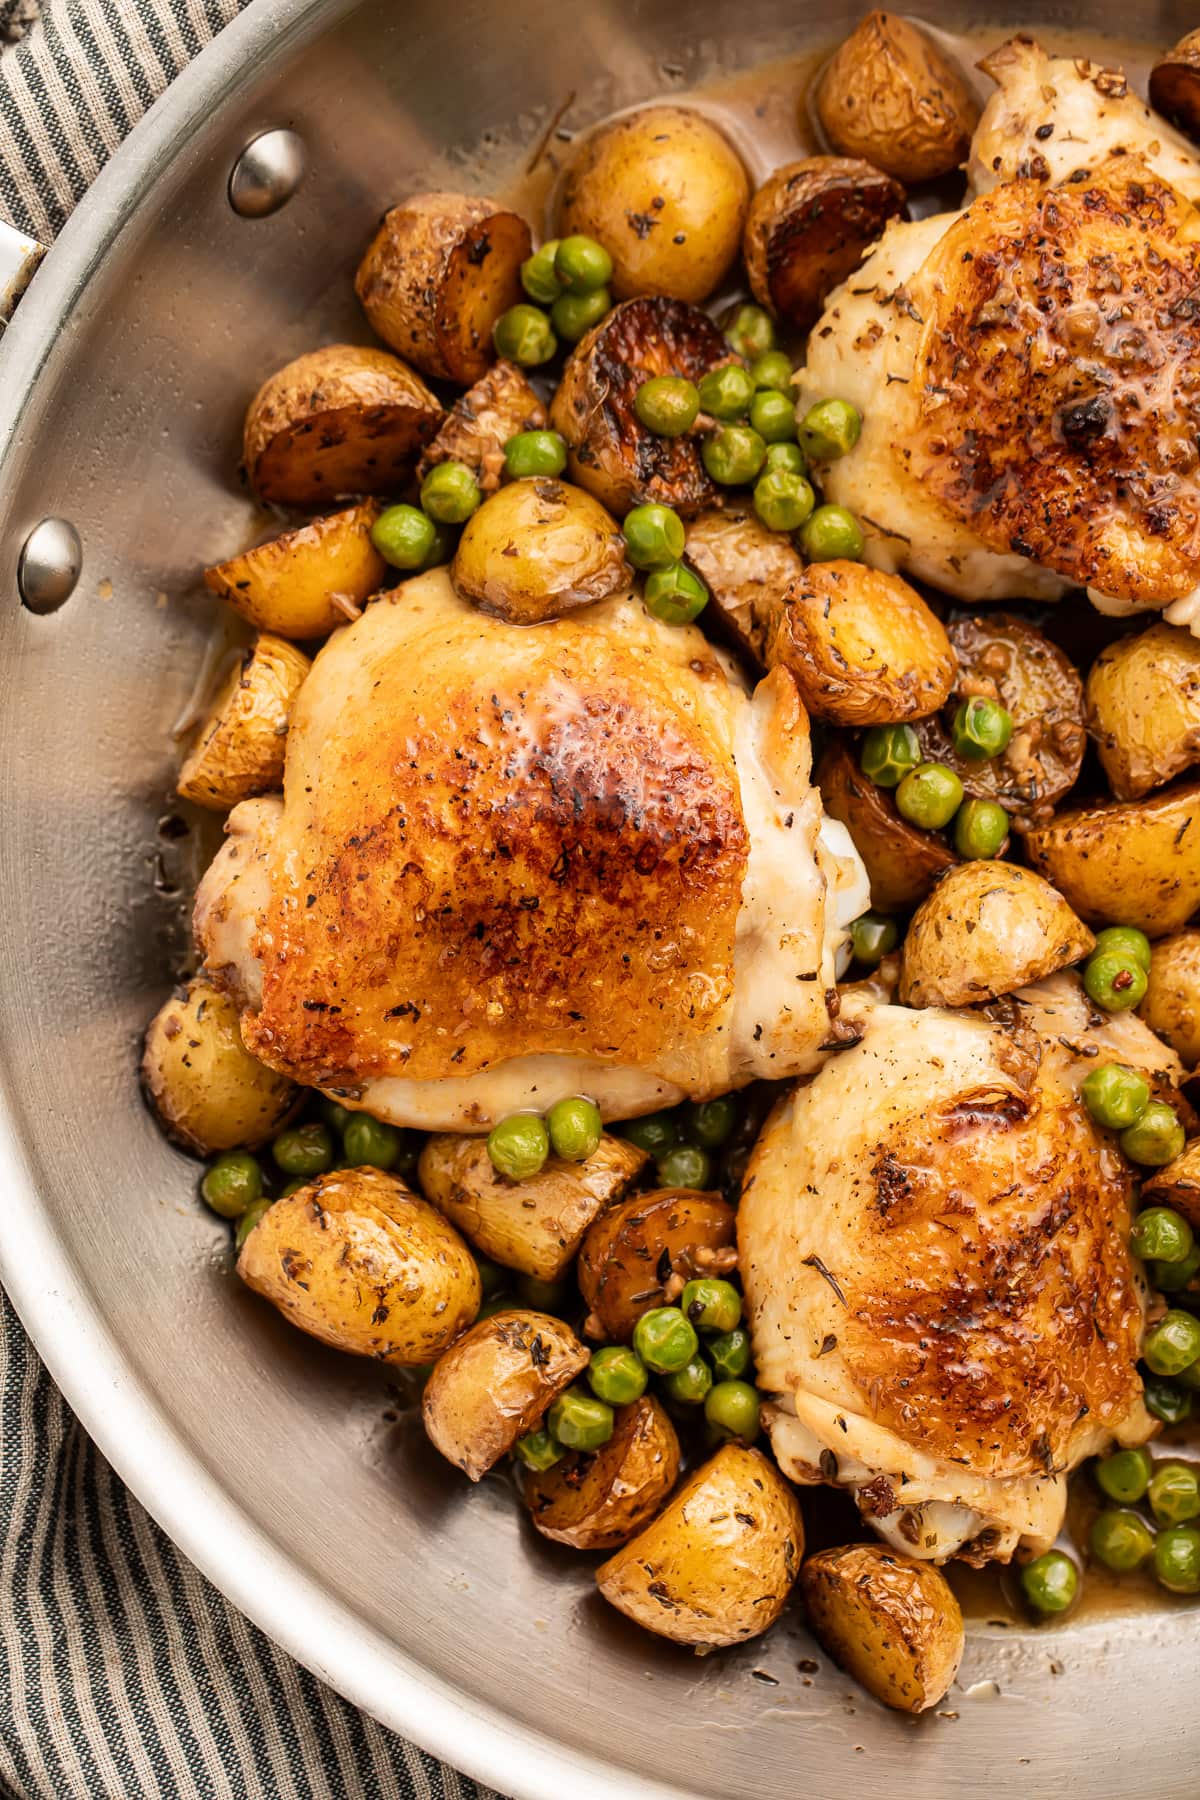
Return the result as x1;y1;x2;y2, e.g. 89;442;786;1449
663;1356;714;1405
1180;1356;1200;1389
504;430;568;480
681;1278;742;1334
587;1345;648;1406
798;503;864;562
1154;1244;1200;1293
722;302;776;361
748;389;797;443
623;502;686;572
201;1150;263;1219
513;1427;564;1471
418;519;457;571
860;723;921;788
1143;1308;1200;1377
548;1386;615;1451
553;234;614;293
850;911;900;966
547;1095;603;1163
753;469;814;533
1080;1063;1150;1131
1144;1376;1193;1425
342;1114;401;1170
317;1096;352;1133
550;286;611;343
1133;1206;1194;1265
634;375;700;438
1083;950;1148;1013
682;1096;738;1150
697;364;755;420
1092;925;1152;973
896;762;964;831
1095;1445;1153;1504
953;798;1010;861
486;1113;550;1181
656;1143;713;1189
371;503;436;571
1154;1524;1200;1594
272;1123;334;1178
764;440;807;476
234;1198;271;1250
1019;1549;1079;1615
708;1326;752;1381
419;460;483;526
1148;1460;1200;1526
644;563;708;626
520;239;563;304
278;1178;309;1199
1089;1508;1155;1574
1120;1101;1185;1167
704;1378;761;1444
515;1271;572;1312
950;696;1015;762
633;1306;699;1375
620;1111;680;1155
702;423;767;487
798;397;862;462
749;350;793;392
474;1255;507;1299
476;1293;519;1323
492;303;557;367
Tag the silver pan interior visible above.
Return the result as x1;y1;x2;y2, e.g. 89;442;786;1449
0;2;1195;1794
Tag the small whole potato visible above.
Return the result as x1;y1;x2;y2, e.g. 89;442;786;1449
578;1187;737;1343
557;106;749;304
800;1542;964;1714
1022;780;1200;938
451;479;632;624
815;11;981;184
1086;621;1200;800
142;974;297;1155
422;1310;588;1481
177;634;311;811
1140;929;1200;1069
817;738;957;913
204;502;385;639
417;360;546;494
900;863;1094;1009
743;157;906;332
237;1168;481;1365
523;1394;681;1550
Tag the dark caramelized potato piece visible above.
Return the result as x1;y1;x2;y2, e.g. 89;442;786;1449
742;157;907;332
816;738;957;913
417;360;546;493
578;1187;737;1343
523;1395;681;1550
1150;30;1200;140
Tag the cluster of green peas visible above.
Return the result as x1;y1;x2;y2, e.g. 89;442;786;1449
497;233;618;366
487;1092;737;1192
862;702;1017;857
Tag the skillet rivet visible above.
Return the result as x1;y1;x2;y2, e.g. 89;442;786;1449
228;128;307;219
17;517;82;614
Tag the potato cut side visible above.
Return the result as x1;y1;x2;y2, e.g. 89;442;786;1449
814;11;981;184
451;478;632;624
743;157;906;332
900;863;1094;1009
142;974;297;1155
177;633;311;811
1140;929;1200;1070
523;1395;681;1550
1086;622;1200;800
800;1542;964;1714
578;1187;737;1343
684;504;804;667
422;1310;588;1481
1022;780;1200;938
816;738;957;914
204;501;385;639
416;359;546;493
1150;30;1200;141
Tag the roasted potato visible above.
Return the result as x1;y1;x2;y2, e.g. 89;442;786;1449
416;359;546;494
816;738;957;913
556;106;749;304
683;504;803;665
1150;30;1200;140
899;863;1094;1009
814;11;981;184
176;634;310;810
451;478;631;623
596;1443;804;1648
237;1167;480;1365
1085;622;1200;801
742;157;906;333
1142;1139;1200;1227
142;974;297;1155
800;1542;964;1714
1023;780;1200;939
355;192;530;385
1140;929;1200;1070
523;1394;680;1550
550;297;735;518
916;614;1087;825
418;1131;648;1280
203;502;385;639
422;1310;588;1481
242;345;442;507
578;1187;736;1343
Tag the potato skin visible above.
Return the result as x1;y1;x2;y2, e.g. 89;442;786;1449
557;106;749;304
237;1168;481;1366
355;193;530;384
800;1542;964;1714
418;1131;648;1280
451;478;632;623
523;1394;680;1550
1022;780;1200;938
416;360;546;494
422;1310;588;1481
578;1188;737;1343
177;634;311;811
596;1444;804;1648
243;345;442;507
1142;1139;1200;1227
900;863;1094;1009
743;157;906;332
204;502;385;639
142;974;297;1155
1150;30;1200;140
816;738;957;913
815;11;981;184
684;504;804;666
1140;929;1200;1069
1086;622;1200;800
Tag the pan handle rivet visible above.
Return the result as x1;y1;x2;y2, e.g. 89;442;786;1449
17;517;82;614
229;128;306;218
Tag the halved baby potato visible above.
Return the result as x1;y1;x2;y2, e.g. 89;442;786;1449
243;344;443;507
416;359;546;494
1085;622;1200;801
596;1444;804;1648
176;634;311;811
550;297;736;517
1140;929;1200;1070
451;478;632;623
355;192;531;385
418;1131;648;1280
523;1394;681;1550
422;1309;588;1481
142;974;297;1155
814;11;981;184
684;504;804;666
203;501;385;639
1142;1139;1200;1226
237;1167;481;1366
1150;29;1200;140
899;863;1094;1008
578;1187;737;1343
817;737;957;913
800;1541;964;1714
743;157;907;332
1023;780;1200;938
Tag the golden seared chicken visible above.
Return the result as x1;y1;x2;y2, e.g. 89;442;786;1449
196;570;867;1131
796;39;1200;631
740;973;1183;1564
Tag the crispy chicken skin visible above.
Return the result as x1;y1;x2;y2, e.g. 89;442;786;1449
195;570;867;1129
740;973;1178;1563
